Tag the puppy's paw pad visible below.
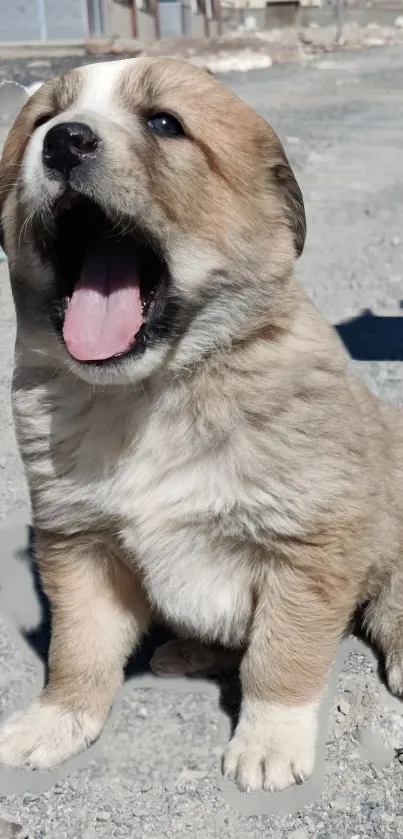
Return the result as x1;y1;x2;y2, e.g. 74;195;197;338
150;640;219;677
0;701;101;770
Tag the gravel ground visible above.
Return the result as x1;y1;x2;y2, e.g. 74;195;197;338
0;44;403;838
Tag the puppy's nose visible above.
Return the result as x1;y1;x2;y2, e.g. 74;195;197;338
42;122;98;175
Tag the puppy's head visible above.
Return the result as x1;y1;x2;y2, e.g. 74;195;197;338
0;58;305;385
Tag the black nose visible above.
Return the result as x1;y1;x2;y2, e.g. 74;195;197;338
42;122;98;175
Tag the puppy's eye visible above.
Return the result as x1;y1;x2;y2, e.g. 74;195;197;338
33;114;53;130
147;113;184;138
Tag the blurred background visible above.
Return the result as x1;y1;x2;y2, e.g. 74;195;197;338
0;0;402;46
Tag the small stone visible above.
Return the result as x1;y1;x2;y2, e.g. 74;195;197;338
137;706;148;719
85;37;143;56
332;796;350;810
110;38;145;56
85;37;113;54
381;814;394;824
0;821;28;839
391;236;401;246
96;811;110;822
394;15;403;28
288;830;310;839
338;697;350;715
358;727;395;767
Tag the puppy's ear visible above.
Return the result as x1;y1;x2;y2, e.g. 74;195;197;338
262;122;306;258
0;82;48;252
273;157;306;258
0;82;32;254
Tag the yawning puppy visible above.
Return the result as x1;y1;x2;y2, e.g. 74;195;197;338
0;58;403;793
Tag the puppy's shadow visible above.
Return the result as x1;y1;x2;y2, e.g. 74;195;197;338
9;530;242;730
335;306;403;361
22;527;52;672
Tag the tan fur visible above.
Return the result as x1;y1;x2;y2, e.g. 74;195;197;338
36;530;150;717
0;57;402;790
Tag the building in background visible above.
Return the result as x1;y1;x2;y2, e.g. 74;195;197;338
0;0;224;42
0;0;309;43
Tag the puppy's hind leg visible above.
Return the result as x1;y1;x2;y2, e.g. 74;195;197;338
0;530;150;770
363;571;403;697
150;639;241;678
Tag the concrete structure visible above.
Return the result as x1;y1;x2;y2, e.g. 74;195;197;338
1;0;403;44
0;0;91;41
0;0;301;44
103;0;220;42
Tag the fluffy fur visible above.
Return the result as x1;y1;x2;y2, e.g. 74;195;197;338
0;57;402;792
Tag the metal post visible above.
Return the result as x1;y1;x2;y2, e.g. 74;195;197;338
200;0;210;36
152;0;161;38
129;0;138;37
335;0;345;45
213;0;222;36
37;0;48;41
87;0;104;36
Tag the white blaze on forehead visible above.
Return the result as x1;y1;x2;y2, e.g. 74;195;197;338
75;59;136;117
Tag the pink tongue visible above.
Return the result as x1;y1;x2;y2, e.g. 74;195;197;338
63;237;143;362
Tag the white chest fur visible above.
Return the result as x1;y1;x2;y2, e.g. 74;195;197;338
13;373;253;645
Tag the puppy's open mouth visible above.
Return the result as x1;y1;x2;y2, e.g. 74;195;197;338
46;194;167;363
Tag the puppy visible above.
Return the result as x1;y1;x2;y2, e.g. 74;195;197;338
0;57;402;793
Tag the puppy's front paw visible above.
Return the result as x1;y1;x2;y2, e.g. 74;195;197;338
223;699;318;793
0;700;102;770
385;651;403;697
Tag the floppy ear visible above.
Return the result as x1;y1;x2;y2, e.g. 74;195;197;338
0;82;46;253
273;157;306;258
262;120;306;259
